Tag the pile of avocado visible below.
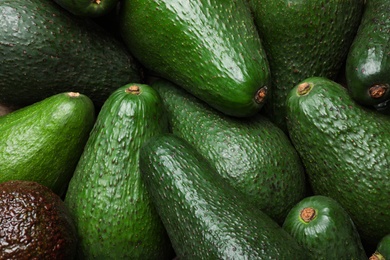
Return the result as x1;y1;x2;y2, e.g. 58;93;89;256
0;0;389;259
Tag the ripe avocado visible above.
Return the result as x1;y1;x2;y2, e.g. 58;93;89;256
248;0;364;132
283;195;367;259
0;0;141;108
0;180;77;260
151;78;307;224
139;133;309;259
64;84;175;259
345;0;390;108
0;92;95;197
119;0;271;117
285;76;390;246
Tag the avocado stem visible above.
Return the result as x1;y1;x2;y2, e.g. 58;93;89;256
126;85;141;95
297;82;313;96
369;84;388;99
255;86;267;104
300;207;317;223
67;92;80;98
369;252;385;260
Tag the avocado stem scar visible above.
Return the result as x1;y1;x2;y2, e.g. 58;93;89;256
300;207;316;223
369;84;388;99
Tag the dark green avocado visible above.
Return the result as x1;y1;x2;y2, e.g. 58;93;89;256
151;77;307;224
285;76;390;246
248;0;364;132
139;133;309;259
119;0;271;117
0;0;141;108
283;195;367;259
0;180;77;260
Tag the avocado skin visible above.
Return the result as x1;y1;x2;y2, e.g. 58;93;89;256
285;77;390;246
119;0;271;117
0;92;95;197
64;84;174;259
345;0;390;107
248;0;364;132
139;133;309;259
283;195;367;260
0;180;77;260
0;0;141;108
151;78;307;224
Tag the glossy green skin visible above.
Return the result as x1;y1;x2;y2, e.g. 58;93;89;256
346;0;390;107
0;180;78;260
0;92;95;197
0;0;141;108
151;78;307;224
248;0;364;132
374;234;390;259
139;133;309;259
64;84;174;259
286;77;390;246
119;0;271;117
54;0;119;17
283;195;367;260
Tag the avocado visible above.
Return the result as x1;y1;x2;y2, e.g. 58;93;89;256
345;0;390;108
0;0;141;108
53;0;119;17
150;78;307;224
0;92;95;197
248;0;364;132
139;133;309;259
0;180;77;260
285;76;390;246
64;84;175;259
283;195;367;259
119;0;270;117
370;234;390;260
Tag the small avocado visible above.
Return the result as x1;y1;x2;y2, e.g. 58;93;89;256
0;180;78;260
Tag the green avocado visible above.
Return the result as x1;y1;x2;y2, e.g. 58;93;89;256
139;133;309;259
345;0;390;108
0;0;141;108
0;180;78;260
0;92;95;197
151;78;307;224
283;195;367;260
248;0;364;132
371;234;390;260
119;0;271;117
64;84;175;259
285;76;390;246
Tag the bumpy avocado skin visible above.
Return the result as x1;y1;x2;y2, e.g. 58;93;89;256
119;0;271;117
0;92;95;197
285;77;390;246
151;78;307;224
248;0;364;132
0;180;78;260
139;133;309;259
345;0;390;107
64;84;174;259
283;195;367;260
0;0;141;108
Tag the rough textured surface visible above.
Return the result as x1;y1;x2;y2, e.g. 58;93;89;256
249;0;364;132
151;78;307;224
139;133;309;259
0;180;77;260
286;77;390;246
64;84;174;259
0;0;141;108
119;0;270;117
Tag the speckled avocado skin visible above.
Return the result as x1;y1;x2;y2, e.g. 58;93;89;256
139;133;309;259
285;77;390;246
151;78;307;225
248;0;364;132
0;0;141;108
119;0;271;117
64;84;174;259
0;180;77;260
345;0;390;107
